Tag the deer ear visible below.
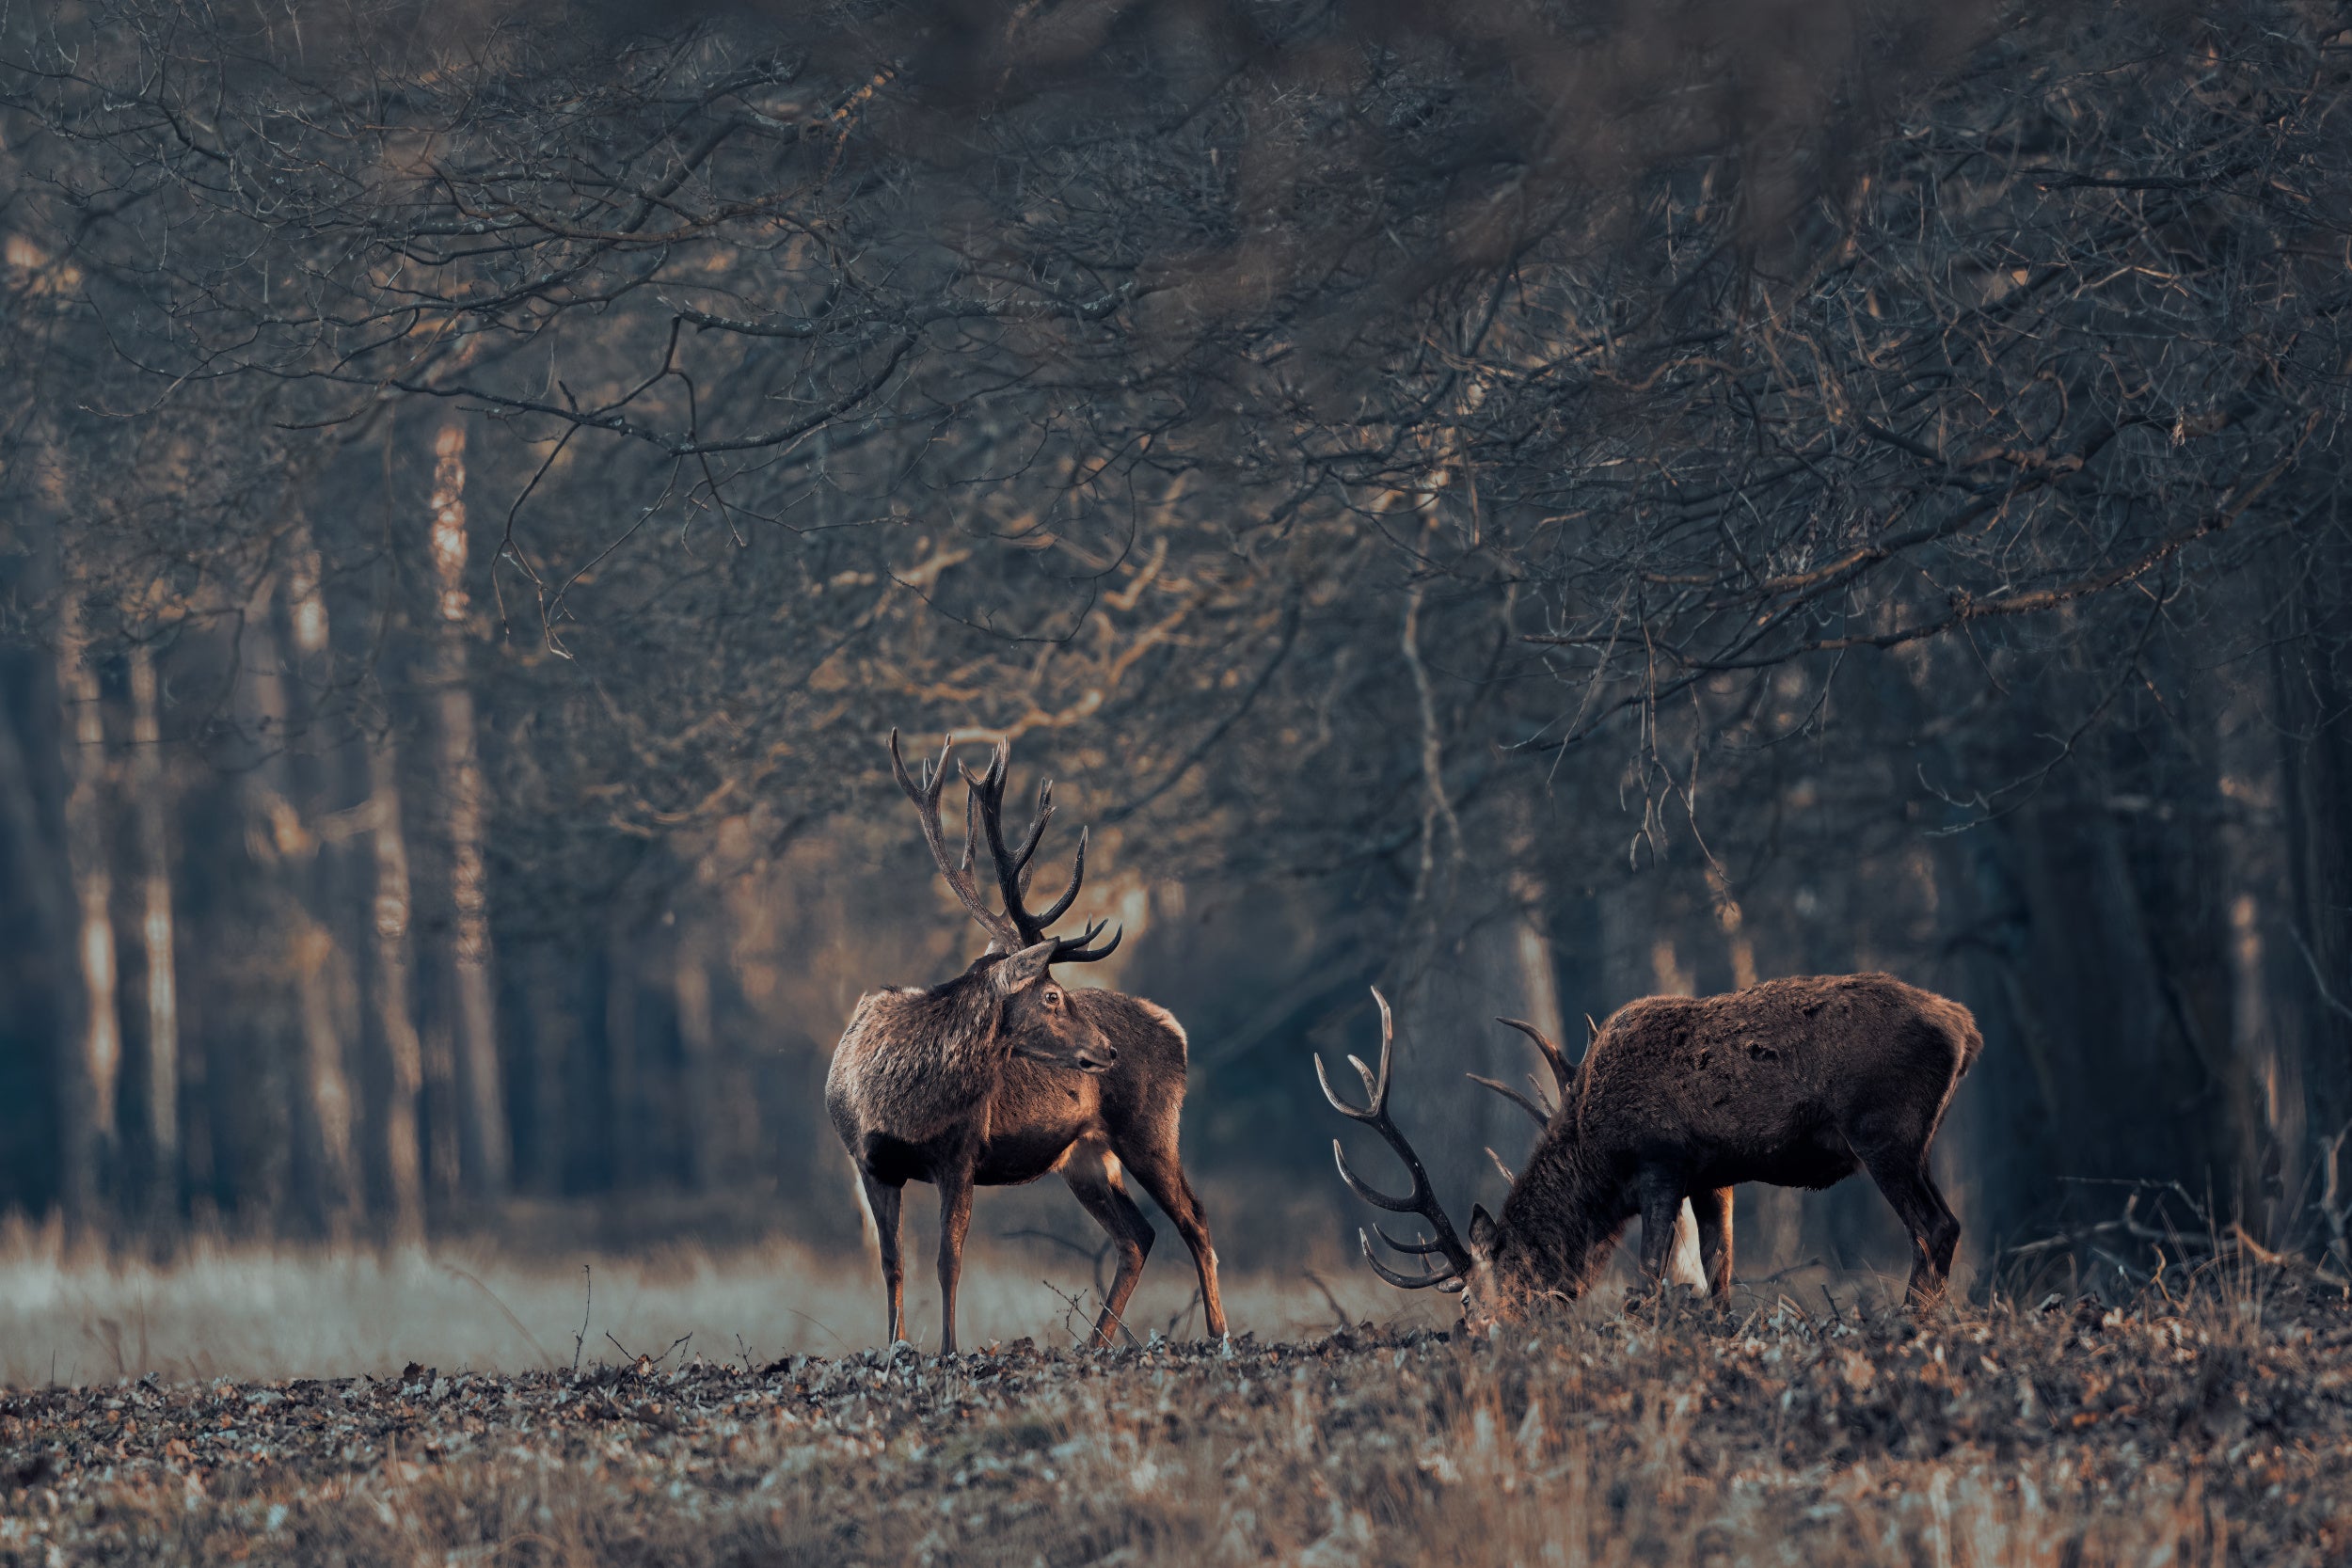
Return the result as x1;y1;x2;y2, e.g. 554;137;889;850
990;939;1058;997
1468;1203;1499;1254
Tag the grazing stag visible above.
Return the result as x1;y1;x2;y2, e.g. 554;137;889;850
1318;974;1981;1321
826;732;1227;1354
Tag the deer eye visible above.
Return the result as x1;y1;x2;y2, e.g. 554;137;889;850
1042;988;1061;1007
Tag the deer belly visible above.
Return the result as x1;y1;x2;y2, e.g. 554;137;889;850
1700;1134;1858;1193
974;1124;1092;1186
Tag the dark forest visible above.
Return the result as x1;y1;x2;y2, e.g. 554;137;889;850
0;0;2347;1300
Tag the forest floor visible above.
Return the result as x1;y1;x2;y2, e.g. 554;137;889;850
2;1256;2348;1567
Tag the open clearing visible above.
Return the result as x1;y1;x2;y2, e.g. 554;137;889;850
3;1259;2347;1566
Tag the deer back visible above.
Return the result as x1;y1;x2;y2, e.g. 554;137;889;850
1569;973;1980;1164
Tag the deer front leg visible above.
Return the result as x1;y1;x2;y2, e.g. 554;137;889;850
1636;1170;1692;1290
935;1164;977;1354
858;1168;907;1344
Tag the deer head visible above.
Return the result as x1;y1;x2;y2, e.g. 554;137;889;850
974;940;1117;1072
890;730;1121;1073
1316;992;1592;1328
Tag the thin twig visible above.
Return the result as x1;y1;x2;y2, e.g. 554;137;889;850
1301;1268;1352;1332
570;1265;592;1376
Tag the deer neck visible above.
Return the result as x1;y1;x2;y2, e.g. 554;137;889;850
1495;1127;1630;1301
864;977;1016;1138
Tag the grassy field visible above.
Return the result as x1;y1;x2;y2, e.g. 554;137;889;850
0;1224;1422;1387
1;1232;2346;1566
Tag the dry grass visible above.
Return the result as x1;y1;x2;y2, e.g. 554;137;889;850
2;1233;2348;1566
0;1224;1422;1386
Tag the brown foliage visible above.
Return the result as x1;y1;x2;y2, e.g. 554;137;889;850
5;1275;2350;1564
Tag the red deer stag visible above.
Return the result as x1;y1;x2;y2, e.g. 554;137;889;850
1318;974;1980;1321
826;733;1227;1354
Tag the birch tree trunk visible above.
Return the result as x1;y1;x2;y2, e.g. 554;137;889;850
242;569;360;1235
427;419;511;1199
125;643;181;1225
367;737;428;1246
55;587;121;1237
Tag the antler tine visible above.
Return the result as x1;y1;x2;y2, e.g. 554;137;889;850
995;749;1058;895
887;730;1019;948
1314;989;1473;1282
1051;917;1122;964
887;726;942;806
1015;778;1056;892
1467;1072;1552;1128
961;777;980;875
1315;1056;1370;1121
1496;1016;1575;1099
1031;826;1087;928
1358;1230;1464;1291
959;736;1117;963
1332;1140;1433;1212
1371;989;1399;1106
1372;1222;1450;1255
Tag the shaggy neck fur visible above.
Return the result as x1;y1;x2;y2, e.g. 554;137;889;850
1491;1118;1632;1302
843;956;1016;1141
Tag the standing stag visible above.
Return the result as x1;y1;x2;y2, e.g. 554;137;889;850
1320;974;1980;1320
826;733;1227;1354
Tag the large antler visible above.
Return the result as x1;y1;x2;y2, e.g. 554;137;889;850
960;737;1121;964
1469;1015;1582;1128
1315;989;1474;1291
888;730;1024;951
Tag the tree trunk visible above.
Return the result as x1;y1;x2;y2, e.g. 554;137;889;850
54;588;121;1239
366;736;428;1246
125;643;181;1226
426;419;511;1200
606;931;639;1196
521;943;577;1196
0;672;81;1227
675;941;716;1192
241;573;360;1236
2274;578;2352;1219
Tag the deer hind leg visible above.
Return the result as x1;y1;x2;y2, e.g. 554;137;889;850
934;1167;977;1355
1059;1135;1155;1350
1692;1186;1735;1298
1120;1139;1228;1340
1856;1147;1962;1307
858;1169;907;1345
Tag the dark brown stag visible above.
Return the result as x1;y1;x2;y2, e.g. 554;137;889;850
1319;974;1981;1320
826;733;1227;1354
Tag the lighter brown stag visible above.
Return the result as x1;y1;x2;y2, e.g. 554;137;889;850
826;734;1226;1354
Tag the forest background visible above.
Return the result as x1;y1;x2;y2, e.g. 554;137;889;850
0;0;2347;1312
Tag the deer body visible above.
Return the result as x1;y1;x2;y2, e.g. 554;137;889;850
828;735;1227;1354
1486;974;1981;1306
1322;973;1980;1318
